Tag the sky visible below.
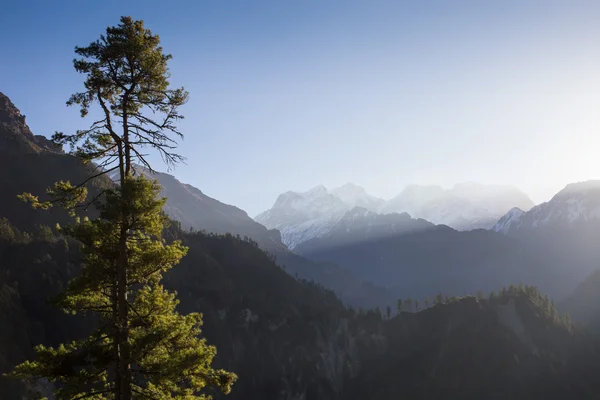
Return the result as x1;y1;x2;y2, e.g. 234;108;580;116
2;1;600;216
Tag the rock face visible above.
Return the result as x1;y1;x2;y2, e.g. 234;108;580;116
0;92;62;154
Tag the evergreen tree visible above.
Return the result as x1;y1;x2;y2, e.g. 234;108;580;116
396;298;403;314
415;300;420;312
424;297;430;309
386;305;391;320
10;16;236;399
406;298;413;313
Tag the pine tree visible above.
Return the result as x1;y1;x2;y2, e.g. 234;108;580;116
406;298;413;313
396;298;403;314
386;305;391;320
9;16;236;399
415;300;420;312
424;297;430;309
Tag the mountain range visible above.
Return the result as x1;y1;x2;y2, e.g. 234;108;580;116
6;90;600;398
256;182;534;249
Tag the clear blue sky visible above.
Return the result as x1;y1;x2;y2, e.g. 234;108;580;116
3;0;600;216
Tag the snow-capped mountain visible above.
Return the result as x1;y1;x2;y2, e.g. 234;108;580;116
382;183;534;230
254;185;352;249
493;180;600;236
257;182;534;248
331;183;385;211
294;207;434;255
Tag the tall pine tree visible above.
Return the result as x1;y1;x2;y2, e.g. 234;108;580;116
10;16;236;399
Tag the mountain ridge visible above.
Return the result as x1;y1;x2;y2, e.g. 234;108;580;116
257;182;534;248
493;180;600;236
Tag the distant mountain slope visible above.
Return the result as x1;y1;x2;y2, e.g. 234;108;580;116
331;183;384;210
493;180;600;236
492;181;600;294
382;183;534;231
131;166;285;251
295;208;434;255
257;182;534;249
255;185;351;249
296;225;546;299
559;269;600;332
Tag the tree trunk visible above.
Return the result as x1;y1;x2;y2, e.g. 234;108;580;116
118;221;132;400
113;278;121;400
119;97;133;400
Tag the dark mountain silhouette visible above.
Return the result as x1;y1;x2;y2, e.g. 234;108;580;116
296;224;549;300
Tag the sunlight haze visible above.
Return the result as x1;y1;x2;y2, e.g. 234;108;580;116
3;0;600;216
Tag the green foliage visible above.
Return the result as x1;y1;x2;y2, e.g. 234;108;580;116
10;176;237;398
0;217;30;244
57;16;188;172
490;283;573;331
7;15;234;399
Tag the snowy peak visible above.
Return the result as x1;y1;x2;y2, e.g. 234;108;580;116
255;184;352;248
382;183;533;230
258;181;534;248
332;183;384;210
492;180;600;236
305;184;328;198
491;207;525;234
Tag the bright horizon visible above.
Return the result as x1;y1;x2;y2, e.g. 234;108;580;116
3;1;600;216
